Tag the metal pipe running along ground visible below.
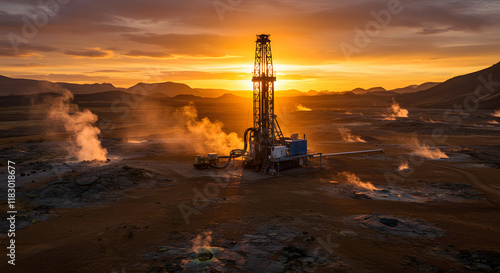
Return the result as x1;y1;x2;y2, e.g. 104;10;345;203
312;149;384;158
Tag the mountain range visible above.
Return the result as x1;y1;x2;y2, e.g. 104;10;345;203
398;61;500;108
0;74;440;98
0;61;498;109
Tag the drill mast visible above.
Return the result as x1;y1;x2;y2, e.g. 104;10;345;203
251;34;283;167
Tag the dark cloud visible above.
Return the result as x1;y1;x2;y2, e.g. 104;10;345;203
269;0;499;36
417;26;460;35
65;49;110;58
161;71;250;81
122;33;242;57
8;62;48;67
0;1;142;37
0;0;499;73
14;73;111;82
123;50;172;58
1;0;498;36
0;10;22;29
89;70;139;73
393;4;494;32
0;40;58;56
344;38;500;61
158;70;325;81
279;74;326;80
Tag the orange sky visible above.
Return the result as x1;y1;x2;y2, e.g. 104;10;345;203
1;0;499;92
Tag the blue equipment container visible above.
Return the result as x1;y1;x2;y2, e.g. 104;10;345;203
287;139;307;156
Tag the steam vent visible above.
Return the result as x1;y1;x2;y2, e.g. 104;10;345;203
1;1;500;272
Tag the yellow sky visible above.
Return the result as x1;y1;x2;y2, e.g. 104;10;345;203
1;0;499;92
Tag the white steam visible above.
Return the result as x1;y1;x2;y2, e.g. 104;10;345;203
338;127;365;143
296;104;312;111
177;103;243;155
411;138;448;159
338;171;379;191
191;231;213;253
385;99;408;120
398;161;409;171
47;90;108;161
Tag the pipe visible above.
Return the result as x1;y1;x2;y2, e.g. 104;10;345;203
312;149;384;158
209;127;256;169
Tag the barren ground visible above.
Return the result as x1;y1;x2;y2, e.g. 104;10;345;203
1;101;500;273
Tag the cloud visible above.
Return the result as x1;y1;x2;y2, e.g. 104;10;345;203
2;0;498;36
64;48;111;58
8;62;48;67
0;0;499;89
123;50;172;58
1;1;498;61
393;4;495;32
160;71;250;81
0;1;142;35
15;73;111;83
122;33;243;57
417;26;460;35
279;74;325;80
0;40;58;57
88;69;139;73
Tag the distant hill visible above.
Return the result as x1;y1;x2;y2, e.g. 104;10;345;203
1;61;499;109
212;93;247;102
0;74;432;99
194;88;250;98
173;94;204;101
58;82;121;94
0;92;60;107
128;82;195;97
74;90;132;102
0;75;58;96
351;87;387;94
0;75;121;96
389;82;440;93
397;62;500;108
126;83;251;98
148;92;170;98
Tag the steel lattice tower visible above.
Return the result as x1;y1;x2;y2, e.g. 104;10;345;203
252;34;283;167
192;33;382;173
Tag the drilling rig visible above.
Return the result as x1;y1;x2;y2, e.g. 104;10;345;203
194;34;312;174
193;34;383;174
250;34;281;170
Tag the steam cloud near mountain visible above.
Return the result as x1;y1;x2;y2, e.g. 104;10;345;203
296;104;312;111
47;89;108;161
385;99;409;120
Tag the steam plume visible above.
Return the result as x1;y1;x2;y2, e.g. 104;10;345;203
297;104;312;111
338;127;365;142
420;116;437;123
191;231;212;253
398;161;409;171
177;103;243;155
385;99;408;120
338;171;379;191
411;138;448;159
47;90;108;161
